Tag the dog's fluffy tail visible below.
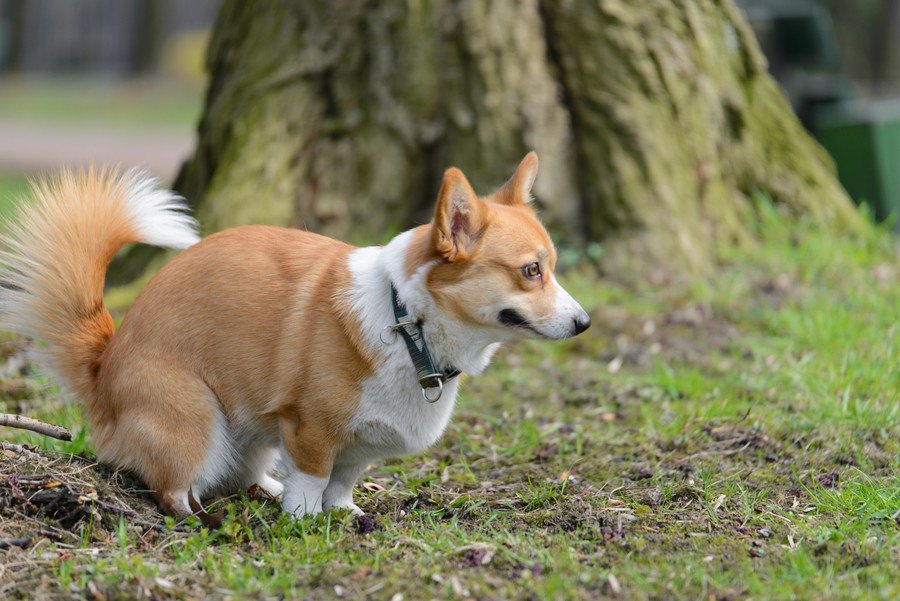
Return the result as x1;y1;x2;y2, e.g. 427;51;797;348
0;168;198;397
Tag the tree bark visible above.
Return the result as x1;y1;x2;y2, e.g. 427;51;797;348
170;0;862;271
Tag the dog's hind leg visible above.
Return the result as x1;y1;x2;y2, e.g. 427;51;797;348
155;488;192;518
94;358;233;523
154;489;224;528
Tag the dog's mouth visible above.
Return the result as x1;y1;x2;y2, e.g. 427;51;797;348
498;309;541;336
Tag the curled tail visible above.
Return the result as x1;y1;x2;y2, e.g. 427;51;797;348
0;168;198;398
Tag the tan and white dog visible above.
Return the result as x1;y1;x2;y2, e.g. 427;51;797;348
0;152;590;520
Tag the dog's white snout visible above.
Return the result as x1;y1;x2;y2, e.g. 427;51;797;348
540;276;590;339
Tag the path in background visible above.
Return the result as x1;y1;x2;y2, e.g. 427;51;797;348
0;78;202;183
0;119;193;182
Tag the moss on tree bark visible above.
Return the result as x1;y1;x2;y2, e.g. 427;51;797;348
164;0;862;272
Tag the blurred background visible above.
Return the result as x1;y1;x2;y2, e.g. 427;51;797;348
0;0;221;219
0;0;897;239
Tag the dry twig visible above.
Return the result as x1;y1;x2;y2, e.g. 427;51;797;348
0;414;71;441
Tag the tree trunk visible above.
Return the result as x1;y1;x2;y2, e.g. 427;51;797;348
170;0;862;271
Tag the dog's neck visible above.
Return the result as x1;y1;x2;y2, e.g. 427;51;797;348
377;229;501;375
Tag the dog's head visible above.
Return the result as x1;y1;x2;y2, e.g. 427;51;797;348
417;152;590;340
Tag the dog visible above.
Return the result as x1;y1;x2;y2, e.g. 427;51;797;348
0;152;590;520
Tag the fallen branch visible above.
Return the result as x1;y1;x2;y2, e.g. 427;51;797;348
0;441;44;459
0;414;71;441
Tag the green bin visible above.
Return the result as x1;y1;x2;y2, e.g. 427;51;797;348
815;102;900;228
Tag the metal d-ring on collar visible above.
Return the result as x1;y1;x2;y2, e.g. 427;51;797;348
381;284;461;403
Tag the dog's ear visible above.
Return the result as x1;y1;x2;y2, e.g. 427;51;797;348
495;151;539;206
432;167;487;262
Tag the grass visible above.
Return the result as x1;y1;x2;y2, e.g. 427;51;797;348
1;206;898;600
0;174;29;223
0;77;202;130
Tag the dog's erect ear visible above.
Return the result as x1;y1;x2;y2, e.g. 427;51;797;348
432;167;487;262
495;151;539;206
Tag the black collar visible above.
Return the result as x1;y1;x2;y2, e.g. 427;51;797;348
389;284;461;402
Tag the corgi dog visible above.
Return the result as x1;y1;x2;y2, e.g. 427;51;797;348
0;152;590;520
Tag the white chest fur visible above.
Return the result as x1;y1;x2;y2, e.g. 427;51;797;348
343;234;498;462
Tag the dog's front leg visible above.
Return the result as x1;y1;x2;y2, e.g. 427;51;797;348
323;461;368;515
279;415;336;518
282;466;329;517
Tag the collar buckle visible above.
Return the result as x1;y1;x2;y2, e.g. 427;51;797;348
388;284;462;403
421;377;443;403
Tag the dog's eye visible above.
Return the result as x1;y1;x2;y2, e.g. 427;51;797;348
522;262;541;279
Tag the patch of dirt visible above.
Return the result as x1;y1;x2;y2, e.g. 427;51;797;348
459;547;490;568
591;300;741;371
1;441;175;590
816;471;839;489
354;513;382;535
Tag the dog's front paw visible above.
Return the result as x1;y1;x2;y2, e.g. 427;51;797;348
282;492;323;518
324;499;364;516
282;470;328;517
283;501;323;518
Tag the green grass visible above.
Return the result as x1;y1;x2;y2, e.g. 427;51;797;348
0;77;202;129
2;207;899;600
0;173;29;223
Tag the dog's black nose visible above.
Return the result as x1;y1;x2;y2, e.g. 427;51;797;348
573;312;591;335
